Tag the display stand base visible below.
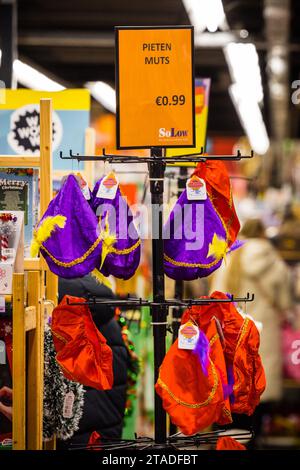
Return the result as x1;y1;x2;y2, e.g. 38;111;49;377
69;429;254;451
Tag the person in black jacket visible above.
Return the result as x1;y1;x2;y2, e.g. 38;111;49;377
57;275;129;448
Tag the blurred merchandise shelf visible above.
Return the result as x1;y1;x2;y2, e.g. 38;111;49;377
284;379;300;388
260;436;300;449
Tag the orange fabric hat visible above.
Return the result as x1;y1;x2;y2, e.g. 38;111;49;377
177;310;232;426
216;437;246;450
231;316;266;415
181;291;266;415
51;295;113;391
87;431;102;451
209;292;266;415
192;161;240;248
206;319;232;426
155;318;230;435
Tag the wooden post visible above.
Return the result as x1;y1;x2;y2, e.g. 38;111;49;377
46;272;58;306
40;99;53;216
84;127;96;186
27;270;43;450
25;306;37;332
40;99;53;273
12;273;26;450
40;99;58;307
40;98;57;450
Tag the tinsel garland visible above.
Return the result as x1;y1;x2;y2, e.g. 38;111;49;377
43;325;85;441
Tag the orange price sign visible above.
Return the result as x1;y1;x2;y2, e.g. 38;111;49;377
115;26;195;149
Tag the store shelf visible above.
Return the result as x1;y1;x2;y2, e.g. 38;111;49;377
0;156;40;168
261;435;300;448
283;379;300;389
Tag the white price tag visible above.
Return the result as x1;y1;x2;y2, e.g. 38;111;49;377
96;173;119;200
63;391;75;418
0;296;5;313
81;183;91;200
2;248;15;259
77;175;91;200
186;176;207;201
178;321;199;350
0;340;6;364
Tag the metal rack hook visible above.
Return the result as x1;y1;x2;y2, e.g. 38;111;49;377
64;294;255;308
59;148;255;164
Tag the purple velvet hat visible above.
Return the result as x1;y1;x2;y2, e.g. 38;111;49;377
164;189;230;280
91;175;141;280
31;174;110;282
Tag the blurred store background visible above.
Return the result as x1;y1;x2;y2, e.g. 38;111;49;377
1;0;300;449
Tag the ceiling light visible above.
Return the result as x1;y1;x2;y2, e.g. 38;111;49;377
270;81;286;99
13;59;65;91
224;43;264;103
205;0;226;32
182;0;227;34
239;29;249;39
194;32;235;48
230;84;270;155
224;42;269;155
85;81;116;113
268;55;287;76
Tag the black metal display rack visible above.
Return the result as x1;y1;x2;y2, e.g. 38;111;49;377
60;147;255;449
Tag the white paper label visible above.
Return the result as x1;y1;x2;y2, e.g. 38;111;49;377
77;175;91;200
0;340;6;364
2;248;15;259
81;183;91;200
63;391;75;418
0;296;5;313
186;176;207;200
178;321;199;350
96;173;118;200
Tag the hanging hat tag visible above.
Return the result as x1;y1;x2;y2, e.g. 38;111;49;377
0;340;6;364
96;172;119;200
178;321;200;350
76;173;91;200
186;175;207;201
62;390;75;418
0;296;5;313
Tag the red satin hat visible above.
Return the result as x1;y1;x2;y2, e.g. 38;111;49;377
231;317;266;415
192;161;240;247
216;437;246;450
181;291;266;416
208;292;266;415
205;319;232;427
155;318;229;435
51;295;113;391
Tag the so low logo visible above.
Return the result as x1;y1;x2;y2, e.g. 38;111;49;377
159;127;188;138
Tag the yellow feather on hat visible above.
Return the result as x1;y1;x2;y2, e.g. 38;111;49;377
30;215;66;258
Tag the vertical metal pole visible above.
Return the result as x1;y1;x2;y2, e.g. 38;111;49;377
0;0;17;88
149;147;167;444
169;165;187;436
